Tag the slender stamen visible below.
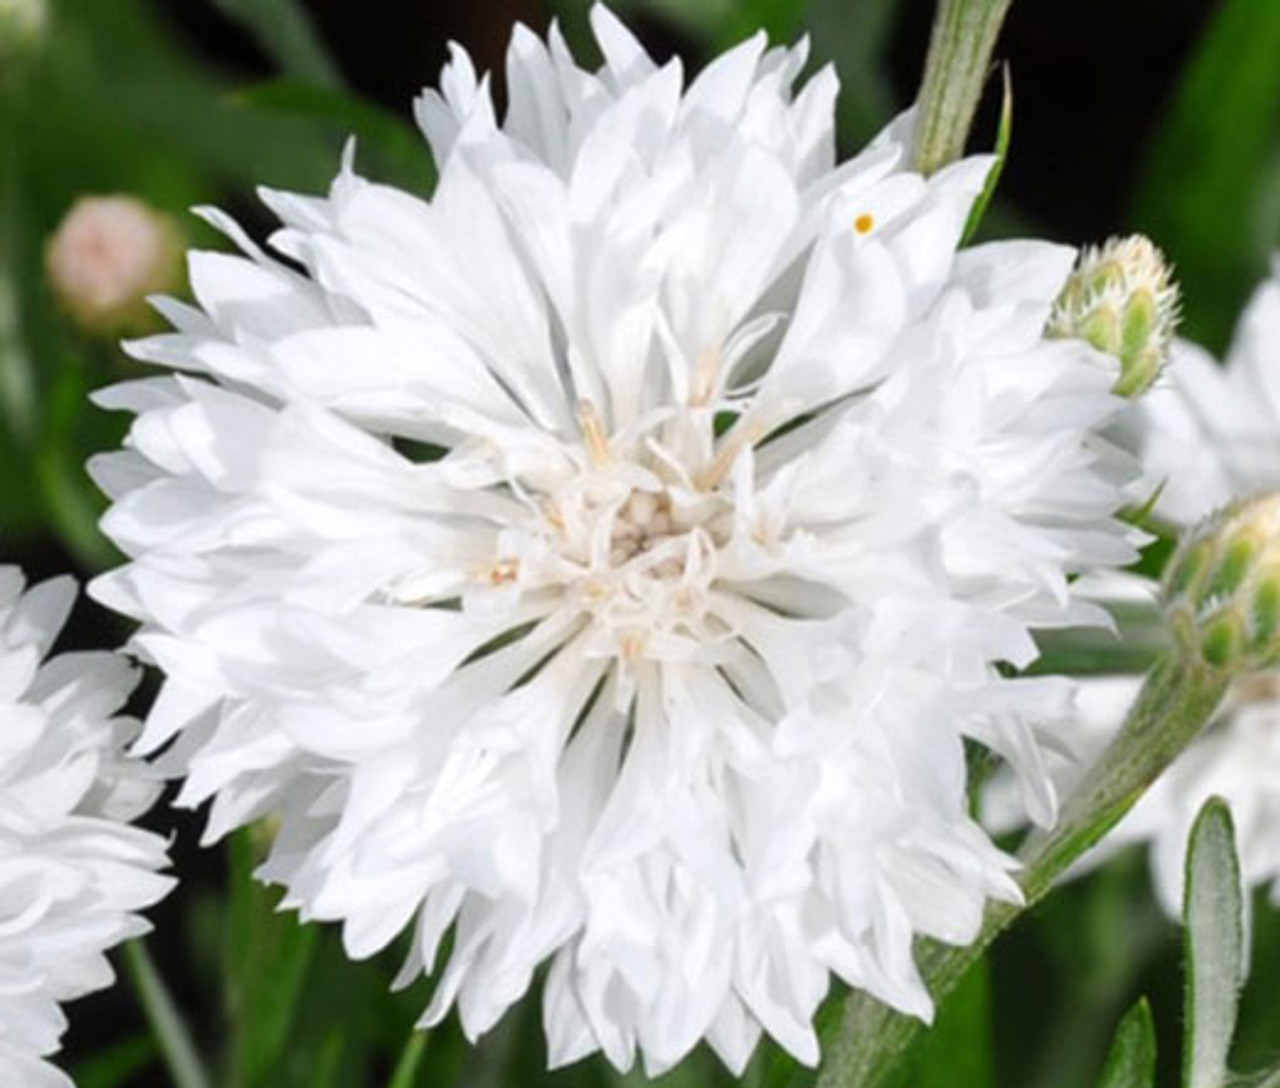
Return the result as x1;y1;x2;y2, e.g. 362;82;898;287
690;346;720;407
577;399;613;467
697;411;769;491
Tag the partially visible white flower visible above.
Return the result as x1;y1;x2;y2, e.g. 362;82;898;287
0;567;172;1088
1138;256;1280;524
45;195;183;338
90;7;1138;1075
1129;260;1280;910
987;260;1280;917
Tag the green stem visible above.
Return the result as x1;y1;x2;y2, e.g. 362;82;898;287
387;1032;429;1088
911;0;1015;175
815;654;1229;1088
122;940;214;1088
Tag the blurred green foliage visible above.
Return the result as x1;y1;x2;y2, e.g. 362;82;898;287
1131;0;1280;355
3;1;1279;1087
0;0;425;568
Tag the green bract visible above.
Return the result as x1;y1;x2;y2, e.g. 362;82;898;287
1165;495;1280;672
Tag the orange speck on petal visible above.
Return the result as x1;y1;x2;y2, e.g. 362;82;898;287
854;213;875;235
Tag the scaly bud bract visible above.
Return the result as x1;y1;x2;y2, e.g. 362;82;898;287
1049;234;1180;398
1164;495;1280;673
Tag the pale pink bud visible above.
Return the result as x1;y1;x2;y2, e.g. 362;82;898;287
45;195;183;337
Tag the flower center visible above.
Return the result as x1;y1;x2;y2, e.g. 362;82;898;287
456;399;767;668
521;438;736;665
608;489;678;570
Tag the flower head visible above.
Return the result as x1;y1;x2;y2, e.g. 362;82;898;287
1164;495;1280;672
1048;234;1180;398
46;195;184;338
0;567;171;1088
92;7;1137;1074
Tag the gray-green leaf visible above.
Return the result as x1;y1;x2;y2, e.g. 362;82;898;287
1183;797;1245;1088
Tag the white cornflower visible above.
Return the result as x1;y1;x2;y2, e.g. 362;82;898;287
987;259;1280;916
91;8;1137;1074
0;567;172;1088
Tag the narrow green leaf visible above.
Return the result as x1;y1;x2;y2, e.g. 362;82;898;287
224;828;320;1088
1131;0;1280;353
70;1034;159;1088
310;1030;347;1088
34;0;342;194
213;0;344;89
961;64;1012;244
805;0;903;145
0;168;35;444
0;268;35;444
386;1033;429;1088
35;362;118;570
231;80;432;192
121;941;213;1088
711;0;808;48
1094;999;1157;1088
1183;798;1245;1088
612;0;805;50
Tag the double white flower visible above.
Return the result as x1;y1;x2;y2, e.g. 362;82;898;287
0;568;171;1088
90;8;1137;1073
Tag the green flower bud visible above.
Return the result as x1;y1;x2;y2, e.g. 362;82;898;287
1048;235;1180;398
45;195;185;339
1163;495;1280;674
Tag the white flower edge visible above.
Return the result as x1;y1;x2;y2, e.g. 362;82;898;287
1136;256;1280;525
0;567;172;1086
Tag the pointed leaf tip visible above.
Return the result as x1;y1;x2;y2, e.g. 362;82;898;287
1095;998;1157;1088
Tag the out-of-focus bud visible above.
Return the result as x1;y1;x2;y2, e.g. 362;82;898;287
45;195;184;339
0;0;45;63
1164;495;1280;673
1048;234;1180;398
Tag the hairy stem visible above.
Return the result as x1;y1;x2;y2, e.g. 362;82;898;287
912;0;1015;174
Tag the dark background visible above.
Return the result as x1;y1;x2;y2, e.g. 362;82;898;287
158;0;1216;253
